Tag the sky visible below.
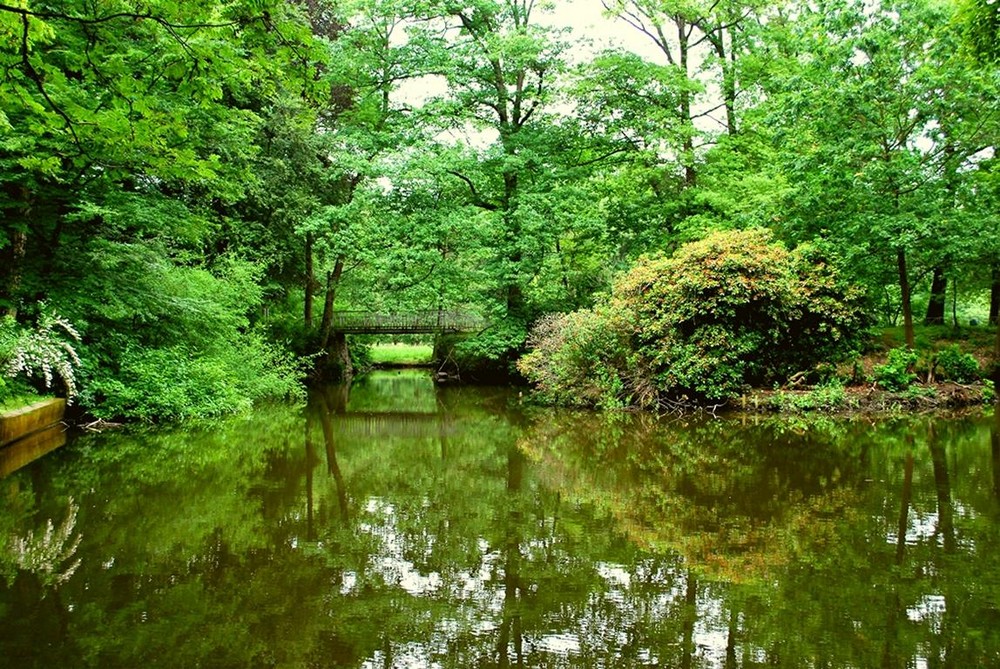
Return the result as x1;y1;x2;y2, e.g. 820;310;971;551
394;0;672;134
544;0;667;63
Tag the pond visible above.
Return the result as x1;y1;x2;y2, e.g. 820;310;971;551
1;370;999;668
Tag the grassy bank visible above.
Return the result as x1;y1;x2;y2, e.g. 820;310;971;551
369;343;434;366
738;324;997;414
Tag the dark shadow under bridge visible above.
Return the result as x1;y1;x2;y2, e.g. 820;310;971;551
330;310;486;335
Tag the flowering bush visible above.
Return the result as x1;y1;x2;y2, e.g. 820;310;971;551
517;306;646;408
614;229;869;400
0;310;82;402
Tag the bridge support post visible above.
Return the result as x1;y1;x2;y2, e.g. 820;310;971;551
328;332;353;381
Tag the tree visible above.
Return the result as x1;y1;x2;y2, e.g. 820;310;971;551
746;0;1000;348
601;0;769;184
0;1;325;418
404;0;575;359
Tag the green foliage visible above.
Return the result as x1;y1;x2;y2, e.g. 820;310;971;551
62;251;304;421
960;0;1000;62
3;0;1000;420
982;378;996;402
934;344;981;382
83;335;302;422
873;347;919;391
0;384;48;412
620;229;868;401
768;381;857;413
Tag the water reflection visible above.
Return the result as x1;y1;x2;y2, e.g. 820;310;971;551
0;424;67;478
0;372;998;668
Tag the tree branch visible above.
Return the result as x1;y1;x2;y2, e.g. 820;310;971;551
0;4;247;29
18;12;84;155
446;170;499;210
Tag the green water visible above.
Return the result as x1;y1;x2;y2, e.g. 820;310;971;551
1;370;999;668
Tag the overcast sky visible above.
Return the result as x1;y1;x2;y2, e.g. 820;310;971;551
542;0;664;62
394;1;665;107
391;1;680;146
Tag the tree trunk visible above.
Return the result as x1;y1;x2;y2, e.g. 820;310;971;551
928;426;955;554
994;305;1000;389
952;279;959;328
319;256;345;351
677;17;696;187
882;450;914;669
994;266;1000;385
497;443;524;668
725;605;738;669
1;185;31;317
924;266;946;325
896;451;914;565
2;228;27;319
681;571;698;669
328;331;352;381
304;232;315;328
305;408;316;541
897;249;915;348
318;392;349;522
501;167;525;323
714;27;738;136
992;409;1000;502
990;264;999;326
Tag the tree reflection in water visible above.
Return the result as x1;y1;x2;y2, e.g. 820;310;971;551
0;371;998;667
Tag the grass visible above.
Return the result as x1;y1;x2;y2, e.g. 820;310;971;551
368;343;434;366
767;383;857;412
0;391;51;413
878;324;995;353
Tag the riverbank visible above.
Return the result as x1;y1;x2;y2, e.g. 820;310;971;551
742;381;991;414
699;326;996;415
513;323;998;416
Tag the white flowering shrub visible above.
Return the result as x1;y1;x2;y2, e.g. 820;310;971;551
0;310;82;402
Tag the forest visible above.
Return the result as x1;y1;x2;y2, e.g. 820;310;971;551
3;0;1000;420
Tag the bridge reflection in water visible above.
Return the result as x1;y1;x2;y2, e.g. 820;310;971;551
314;371;456;439
334;411;456;438
304;371;460;533
330;310;485;335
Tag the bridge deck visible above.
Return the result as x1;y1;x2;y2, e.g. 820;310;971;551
331;310;485;335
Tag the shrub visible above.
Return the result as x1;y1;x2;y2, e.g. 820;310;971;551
517;305;647;408
81;334;303;422
934;345;980;383
57;245;304;421
611;229;869;401
769;381;855;412
521;229;869;406
874;347;918;391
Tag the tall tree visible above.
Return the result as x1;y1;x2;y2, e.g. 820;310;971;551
0;1;322;309
405;0;575;357
601;0;767;185
747;0;999;348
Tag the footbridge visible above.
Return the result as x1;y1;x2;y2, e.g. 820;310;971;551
330;310;486;335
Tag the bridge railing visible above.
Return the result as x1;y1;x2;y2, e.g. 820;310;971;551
330;310;487;334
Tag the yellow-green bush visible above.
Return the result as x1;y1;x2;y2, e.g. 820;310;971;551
521;229;870;406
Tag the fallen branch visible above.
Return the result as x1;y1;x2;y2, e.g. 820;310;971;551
80;418;123;432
